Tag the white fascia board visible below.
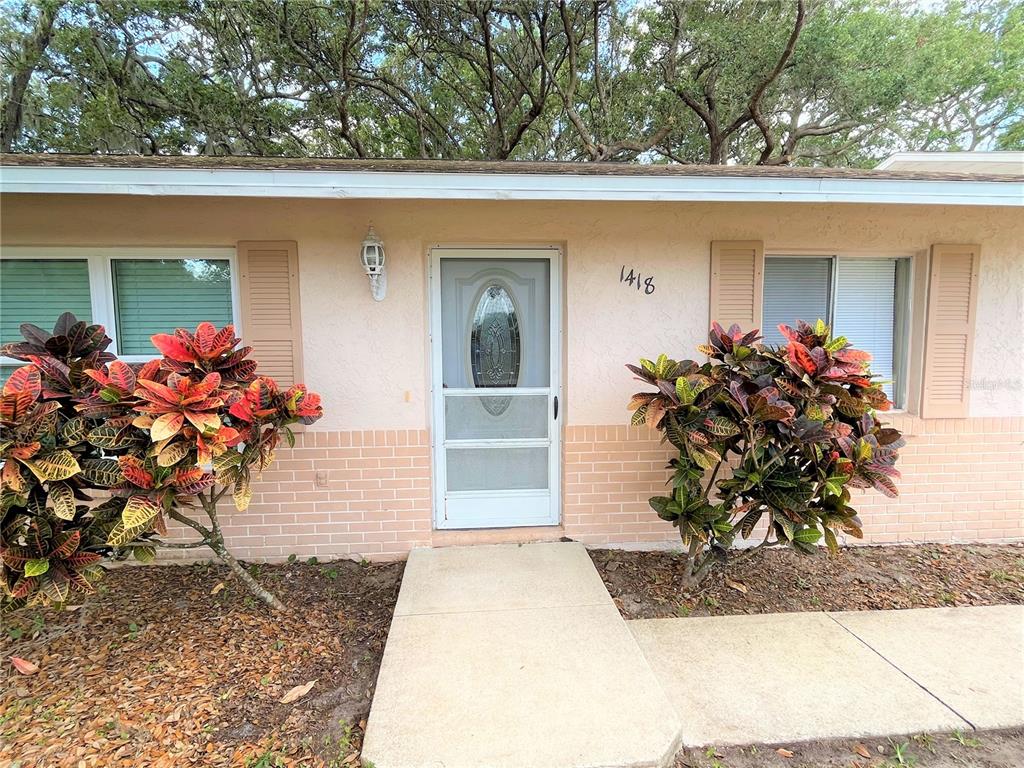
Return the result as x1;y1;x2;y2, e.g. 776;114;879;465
1;165;1021;206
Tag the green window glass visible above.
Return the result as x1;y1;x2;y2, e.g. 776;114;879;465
1;259;92;347
112;259;233;355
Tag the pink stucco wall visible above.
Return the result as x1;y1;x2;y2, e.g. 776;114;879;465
2;194;1021;558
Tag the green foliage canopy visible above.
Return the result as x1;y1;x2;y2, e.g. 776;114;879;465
0;0;1020;164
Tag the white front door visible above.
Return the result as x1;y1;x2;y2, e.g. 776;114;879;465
430;247;561;529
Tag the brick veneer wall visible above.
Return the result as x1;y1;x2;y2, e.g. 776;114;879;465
164;429;434;561
564;416;1024;547
161;417;1022;562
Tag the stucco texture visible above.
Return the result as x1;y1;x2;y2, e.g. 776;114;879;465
4;194;1022;557
3;195;1021;428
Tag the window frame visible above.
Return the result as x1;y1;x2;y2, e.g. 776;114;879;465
0;246;241;366
763;249;917;411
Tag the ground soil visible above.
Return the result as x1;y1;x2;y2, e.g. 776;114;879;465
675;729;1024;768
590;543;1024;619
3;544;1022;767
0;558;403;768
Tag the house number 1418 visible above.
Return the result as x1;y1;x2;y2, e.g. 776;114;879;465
620;266;656;295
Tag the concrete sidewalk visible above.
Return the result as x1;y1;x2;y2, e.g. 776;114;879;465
361;542;681;768
362;542;1021;766
631;604;1024;747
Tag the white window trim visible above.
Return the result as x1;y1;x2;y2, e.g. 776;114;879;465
1;246;240;366
763;249;917;411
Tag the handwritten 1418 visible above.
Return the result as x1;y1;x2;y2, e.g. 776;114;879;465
620;266;655;295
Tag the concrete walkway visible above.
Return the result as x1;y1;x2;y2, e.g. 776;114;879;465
362;542;681;768
363;543;1022;766
631;604;1024;747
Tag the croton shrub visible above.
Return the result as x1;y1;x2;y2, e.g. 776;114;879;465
1;313;322;612
627;320;903;589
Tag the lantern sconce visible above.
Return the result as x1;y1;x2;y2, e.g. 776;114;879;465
360;224;387;301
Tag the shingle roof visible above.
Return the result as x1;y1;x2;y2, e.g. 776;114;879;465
2;153;1022;183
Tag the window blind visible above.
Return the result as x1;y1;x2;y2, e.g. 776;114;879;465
762;257;832;345
834;258;897;401
112;259;232;355
1;259;92;346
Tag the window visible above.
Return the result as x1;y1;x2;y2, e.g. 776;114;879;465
1;259;93;342
112;259;233;355
763;254;911;408
0;248;237;375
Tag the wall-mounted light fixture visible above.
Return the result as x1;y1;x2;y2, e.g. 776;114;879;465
360;224;387;301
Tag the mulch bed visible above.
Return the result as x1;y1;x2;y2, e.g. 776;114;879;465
4;544;1022;767
591;543;1024;619
675;728;1024;768
1;558;403;768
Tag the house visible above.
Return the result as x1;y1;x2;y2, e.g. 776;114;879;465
1;153;1021;561
877;151;1024;176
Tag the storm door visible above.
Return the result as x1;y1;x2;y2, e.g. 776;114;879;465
430;248;561;528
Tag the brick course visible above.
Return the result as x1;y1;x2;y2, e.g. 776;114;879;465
162;416;1022;562
163;429;433;561
564;416;1024;547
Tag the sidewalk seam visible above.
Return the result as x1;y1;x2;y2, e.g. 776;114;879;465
395;599;615;617
825;613;978;731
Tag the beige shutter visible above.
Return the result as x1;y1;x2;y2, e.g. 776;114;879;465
709;240;764;332
236;241;303;386
921;244;980;418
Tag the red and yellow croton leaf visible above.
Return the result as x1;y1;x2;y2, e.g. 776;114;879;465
1;460;27;492
1;365;42;421
51;530;82;559
21;450;81;482
155;440;192;467
121;495;160;530
172;467;216;495
49;481;77;520
84;360;137;396
194;426;241;465
117;456;155;489
5;442;41;460
787;341;818;376
150;333;199;363
183;409;221;434
151;412;185;441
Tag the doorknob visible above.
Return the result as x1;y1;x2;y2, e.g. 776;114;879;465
553;396;559;420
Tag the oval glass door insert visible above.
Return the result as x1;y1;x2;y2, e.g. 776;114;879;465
470;283;521;415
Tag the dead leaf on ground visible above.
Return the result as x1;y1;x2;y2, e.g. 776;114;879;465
210;582;225;595
10;656;40;675
853;743;872;758
776;747;794;758
279;680;316;704
725;578;748;594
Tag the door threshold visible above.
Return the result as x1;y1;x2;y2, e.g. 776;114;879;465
430;526;568;548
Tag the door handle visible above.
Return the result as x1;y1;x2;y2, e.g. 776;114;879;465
553;396;559;420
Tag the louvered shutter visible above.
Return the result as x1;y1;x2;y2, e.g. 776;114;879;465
922;244;980;418
709;241;764;333
237;241;303;386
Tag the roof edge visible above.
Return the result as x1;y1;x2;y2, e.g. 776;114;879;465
1;156;1021;207
876;151;1024;170
3;152;1023;182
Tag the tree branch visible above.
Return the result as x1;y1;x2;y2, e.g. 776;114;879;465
0;0;66;151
